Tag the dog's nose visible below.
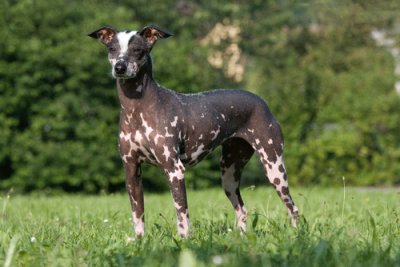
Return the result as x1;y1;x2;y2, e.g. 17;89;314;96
115;62;127;75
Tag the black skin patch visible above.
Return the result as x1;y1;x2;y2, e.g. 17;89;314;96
281;186;289;195
278;164;285;173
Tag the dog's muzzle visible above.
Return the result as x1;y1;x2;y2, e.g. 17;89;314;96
114;61;127;76
113;60;139;79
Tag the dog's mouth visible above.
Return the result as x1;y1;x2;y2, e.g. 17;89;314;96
113;73;136;79
112;69;138;79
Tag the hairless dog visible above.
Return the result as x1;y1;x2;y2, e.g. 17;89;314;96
88;25;298;237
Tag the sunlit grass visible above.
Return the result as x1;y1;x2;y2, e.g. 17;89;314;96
1;187;399;266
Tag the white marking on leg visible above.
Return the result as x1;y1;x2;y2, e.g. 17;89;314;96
177;209;190;238
235;206;248;234
174;201;183;210
221;164;247;233
266;155;285;183
264;155;298;227
258;147;268;162
167;160;185;182
132;212;144;237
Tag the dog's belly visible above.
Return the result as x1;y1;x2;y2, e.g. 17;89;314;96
178;123;233;166
179;142;216;166
180;149;212;166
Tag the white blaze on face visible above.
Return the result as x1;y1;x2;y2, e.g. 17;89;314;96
116;31;137;58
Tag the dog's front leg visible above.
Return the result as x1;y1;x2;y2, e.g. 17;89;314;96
124;162;145;237
164;159;190;238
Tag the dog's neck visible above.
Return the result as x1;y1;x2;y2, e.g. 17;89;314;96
116;69;154;97
116;67;160;112
117;72;147;96
116;55;155;99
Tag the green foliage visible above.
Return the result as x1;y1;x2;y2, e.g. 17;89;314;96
0;188;399;266
243;0;400;186
1;0;400;193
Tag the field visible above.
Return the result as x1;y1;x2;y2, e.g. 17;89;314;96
1;187;399;267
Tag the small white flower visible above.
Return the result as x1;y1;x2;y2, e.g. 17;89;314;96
30;236;36;243
126;236;135;243
227;228;232;232
212;255;223;265
103;219;109;223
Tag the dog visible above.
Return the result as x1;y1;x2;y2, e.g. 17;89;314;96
88;25;298;238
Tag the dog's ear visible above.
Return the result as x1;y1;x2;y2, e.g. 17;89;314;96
87;26;117;45
139;25;172;49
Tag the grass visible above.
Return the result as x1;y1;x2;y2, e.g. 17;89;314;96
0;186;399;267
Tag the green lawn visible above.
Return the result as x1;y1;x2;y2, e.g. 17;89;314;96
1;187;399;267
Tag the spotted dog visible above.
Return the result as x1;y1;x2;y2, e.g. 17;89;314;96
88;25;299;238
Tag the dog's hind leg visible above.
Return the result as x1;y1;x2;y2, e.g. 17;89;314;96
263;153;299;226
252;122;299;227
220;138;254;233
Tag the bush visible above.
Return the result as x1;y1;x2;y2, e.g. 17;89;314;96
1;0;400;193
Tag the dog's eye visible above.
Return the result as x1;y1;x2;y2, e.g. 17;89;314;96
133;49;143;56
108;47;116;53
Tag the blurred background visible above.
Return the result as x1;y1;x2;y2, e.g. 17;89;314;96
0;0;399;194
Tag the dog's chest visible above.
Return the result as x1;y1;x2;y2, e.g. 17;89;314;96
119;109;172;164
118;108;226;166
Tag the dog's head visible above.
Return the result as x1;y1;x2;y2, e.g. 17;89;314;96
88;25;172;79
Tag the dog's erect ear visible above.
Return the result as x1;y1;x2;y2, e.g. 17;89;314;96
139;25;172;49
87;26;117;45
